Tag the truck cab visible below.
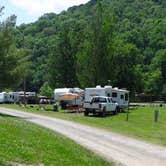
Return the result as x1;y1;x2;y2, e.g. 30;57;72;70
83;96;118;116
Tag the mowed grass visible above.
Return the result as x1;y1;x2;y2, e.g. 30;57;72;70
0;113;112;166
1;104;166;146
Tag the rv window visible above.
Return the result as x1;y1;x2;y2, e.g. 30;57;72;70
121;95;124;99
112;92;117;98
107;93;111;97
125;94;128;101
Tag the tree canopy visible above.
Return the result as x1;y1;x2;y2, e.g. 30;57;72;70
1;0;166;100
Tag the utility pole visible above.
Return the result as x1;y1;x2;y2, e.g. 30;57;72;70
23;76;26;106
23;34;26;106
126;98;130;121
107;80;111;85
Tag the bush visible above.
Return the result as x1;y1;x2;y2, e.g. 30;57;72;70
39;82;53;98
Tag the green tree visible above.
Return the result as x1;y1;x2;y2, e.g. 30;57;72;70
14;48;33;91
13;0;166;100
0;8;18;89
49;22;78;88
39;82;53;98
77;0;115;87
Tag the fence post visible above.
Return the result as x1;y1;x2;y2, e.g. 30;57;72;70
126;103;130;121
154;110;159;122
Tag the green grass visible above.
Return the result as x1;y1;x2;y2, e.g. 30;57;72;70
1;104;166;146
0;113;112;166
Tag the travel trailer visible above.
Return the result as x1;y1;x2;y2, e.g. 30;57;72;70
54;88;84;109
84;86;129;109
7;92;19;103
18;91;37;104
0;92;8;103
0;92;19;103
54;88;84;101
54;88;71;101
0;91;36;104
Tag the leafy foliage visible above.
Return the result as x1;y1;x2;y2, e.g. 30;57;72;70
39;82;53;98
0;9;18;89
3;0;166;100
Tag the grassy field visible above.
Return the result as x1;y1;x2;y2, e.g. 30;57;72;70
0;113;112;166
1;104;166;146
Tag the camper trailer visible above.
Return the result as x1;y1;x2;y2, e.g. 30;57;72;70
0;91;37;104
0;92;8;103
7;92;19;103
54;88;71;101
0;92;18;103
54;88;84;101
84;86;129;110
54;88;84;109
18;91;37;104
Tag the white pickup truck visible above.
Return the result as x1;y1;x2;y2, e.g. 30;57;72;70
83;96;119;116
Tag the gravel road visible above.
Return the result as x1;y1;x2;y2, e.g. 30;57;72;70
0;107;166;166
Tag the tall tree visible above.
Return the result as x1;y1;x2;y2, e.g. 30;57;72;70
78;0;113;86
49;22;78;88
0;7;18;89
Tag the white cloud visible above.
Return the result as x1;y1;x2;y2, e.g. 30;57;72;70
10;0;89;17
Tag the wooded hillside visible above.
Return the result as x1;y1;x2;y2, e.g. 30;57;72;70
1;0;166;100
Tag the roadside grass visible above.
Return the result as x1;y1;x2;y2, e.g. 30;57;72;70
1;104;166;146
0;113;112;166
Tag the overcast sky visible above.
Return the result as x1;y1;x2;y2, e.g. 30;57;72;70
1;0;90;25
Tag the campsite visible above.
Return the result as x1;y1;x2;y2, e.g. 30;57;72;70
0;0;166;165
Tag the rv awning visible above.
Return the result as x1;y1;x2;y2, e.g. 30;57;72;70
59;93;81;100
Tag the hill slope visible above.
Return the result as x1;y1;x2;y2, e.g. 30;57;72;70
15;0;166;100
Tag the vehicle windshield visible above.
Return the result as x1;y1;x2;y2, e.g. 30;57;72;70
108;97;115;103
125;93;129;101
92;97;99;103
99;97;107;103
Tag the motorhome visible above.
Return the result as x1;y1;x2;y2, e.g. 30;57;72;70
84;86;129;109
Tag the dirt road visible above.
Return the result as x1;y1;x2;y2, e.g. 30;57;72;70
0;107;166;166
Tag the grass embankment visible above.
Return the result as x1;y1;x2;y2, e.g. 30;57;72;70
0;113;112;166
1;104;166;146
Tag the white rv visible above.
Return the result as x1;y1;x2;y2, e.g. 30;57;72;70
54;88;71;101
84;86;129;109
7;92;19;103
0;92;19;103
0;92;8;103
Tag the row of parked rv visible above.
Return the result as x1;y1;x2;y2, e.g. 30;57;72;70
0;91;36;104
54;86;129;115
0;85;129;116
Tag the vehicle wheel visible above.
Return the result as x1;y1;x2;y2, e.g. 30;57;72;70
84;109;89;116
117;106;120;113
113;108;118;115
101;107;106;117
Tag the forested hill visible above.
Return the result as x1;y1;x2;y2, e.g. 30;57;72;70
15;0;166;99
